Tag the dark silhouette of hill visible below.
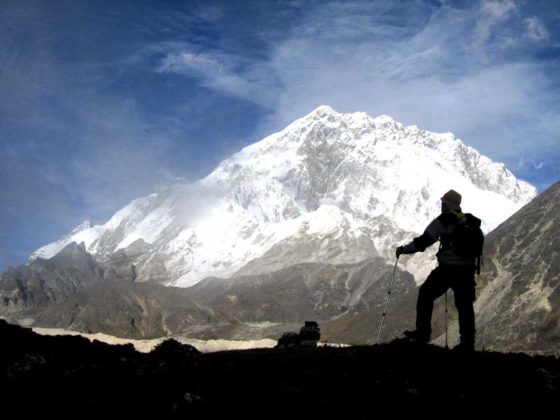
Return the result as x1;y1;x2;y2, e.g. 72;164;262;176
1;320;557;417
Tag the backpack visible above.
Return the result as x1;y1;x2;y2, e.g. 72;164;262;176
449;213;484;274
299;321;321;347
275;321;321;349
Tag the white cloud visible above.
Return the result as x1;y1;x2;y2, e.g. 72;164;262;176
473;0;518;50
157;50;279;107
158;51;224;74
524;16;550;42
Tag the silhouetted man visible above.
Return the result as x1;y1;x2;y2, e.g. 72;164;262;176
396;189;481;352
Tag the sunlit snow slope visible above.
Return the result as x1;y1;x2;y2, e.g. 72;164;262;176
31;106;536;287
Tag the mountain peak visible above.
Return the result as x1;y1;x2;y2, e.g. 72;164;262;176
303;106;402;133
372;114;399;128
50;241;90;261
310;104;337;117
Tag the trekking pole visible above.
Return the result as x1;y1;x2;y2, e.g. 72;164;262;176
444;291;449;349
376;257;399;344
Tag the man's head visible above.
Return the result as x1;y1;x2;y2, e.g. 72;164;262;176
441;189;462;212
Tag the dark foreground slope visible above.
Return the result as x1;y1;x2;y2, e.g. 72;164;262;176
1;320;558;418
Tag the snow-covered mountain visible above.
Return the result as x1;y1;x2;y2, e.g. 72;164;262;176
30;106;537;287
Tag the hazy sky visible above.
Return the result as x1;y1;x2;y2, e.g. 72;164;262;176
1;0;559;269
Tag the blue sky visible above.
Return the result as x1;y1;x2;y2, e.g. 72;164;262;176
1;0;559;270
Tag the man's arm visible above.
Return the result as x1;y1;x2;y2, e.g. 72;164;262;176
396;217;445;257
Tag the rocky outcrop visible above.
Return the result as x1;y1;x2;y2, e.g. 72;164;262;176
474;181;560;352
1;249;417;342
0;242;112;313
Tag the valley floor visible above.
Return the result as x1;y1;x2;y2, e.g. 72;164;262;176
31;326;278;353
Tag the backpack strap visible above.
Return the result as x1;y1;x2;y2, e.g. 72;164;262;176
447;212;484;274
475;254;483;275
467;213;483;275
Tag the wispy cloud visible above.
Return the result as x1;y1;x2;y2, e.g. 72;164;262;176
0;1;190;263
156;49;279;107
473;0;517;48
67;97;178;215
524;16;550;42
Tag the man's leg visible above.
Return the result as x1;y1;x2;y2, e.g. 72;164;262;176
451;267;476;349
415;266;450;342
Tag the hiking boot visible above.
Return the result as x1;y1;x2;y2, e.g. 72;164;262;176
452;342;475;353
403;330;430;344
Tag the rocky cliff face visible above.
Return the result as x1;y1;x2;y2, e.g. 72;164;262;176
4;253;416;342
0;243;110;313
473;181;560;352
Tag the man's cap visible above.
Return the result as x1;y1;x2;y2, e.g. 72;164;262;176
441;189;462;209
